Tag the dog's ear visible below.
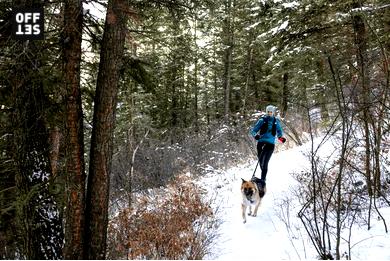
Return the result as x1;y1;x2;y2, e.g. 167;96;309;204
241;178;246;183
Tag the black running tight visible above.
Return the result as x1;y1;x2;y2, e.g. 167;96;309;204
256;142;275;181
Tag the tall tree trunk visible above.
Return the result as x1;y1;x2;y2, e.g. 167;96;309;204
213;35;220;119
193;15;199;133
62;0;86;258
281;72;289;118
242;38;253;119
351;1;373;196
84;0;128;259
204;78;211;137
223;0;234;122
167;17;183;143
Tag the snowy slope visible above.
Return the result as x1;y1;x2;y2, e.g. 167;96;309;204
199;138;390;260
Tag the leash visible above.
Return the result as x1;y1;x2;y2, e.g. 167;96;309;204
245;133;258;157
244;131;260;179
252;160;259;178
246;132;261;179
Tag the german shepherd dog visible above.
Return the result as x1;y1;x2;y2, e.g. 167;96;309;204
241;177;266;223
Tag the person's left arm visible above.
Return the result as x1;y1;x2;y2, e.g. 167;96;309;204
276;119;286;143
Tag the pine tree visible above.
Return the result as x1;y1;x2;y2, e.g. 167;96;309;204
84;0;129;258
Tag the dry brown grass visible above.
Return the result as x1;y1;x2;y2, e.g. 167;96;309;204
107;175;219;259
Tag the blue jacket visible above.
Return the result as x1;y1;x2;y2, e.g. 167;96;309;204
250;116;283;144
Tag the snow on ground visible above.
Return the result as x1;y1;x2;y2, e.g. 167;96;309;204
198;137;390;260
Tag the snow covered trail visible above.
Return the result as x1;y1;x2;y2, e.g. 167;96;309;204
201;143;313;260
201;137;390;260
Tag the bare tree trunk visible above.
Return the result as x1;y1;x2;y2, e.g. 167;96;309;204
242;42;253;118
84;0;128;259
223;0;234;122
213;35;220;119
62;0;86;258
351;0;373;196
204;78;211;137
193;14;199;133
281;72;289;118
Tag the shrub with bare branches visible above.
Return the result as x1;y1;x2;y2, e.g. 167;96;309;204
107;175;220;259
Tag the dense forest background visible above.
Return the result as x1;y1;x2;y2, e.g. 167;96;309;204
0;0;389;259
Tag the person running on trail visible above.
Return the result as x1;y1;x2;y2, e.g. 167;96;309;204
250;105;286;187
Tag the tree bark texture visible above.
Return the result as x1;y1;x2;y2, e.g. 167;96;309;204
84;0;128;259
62;0;86;259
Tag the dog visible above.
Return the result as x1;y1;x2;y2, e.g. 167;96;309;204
241;177;266;223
